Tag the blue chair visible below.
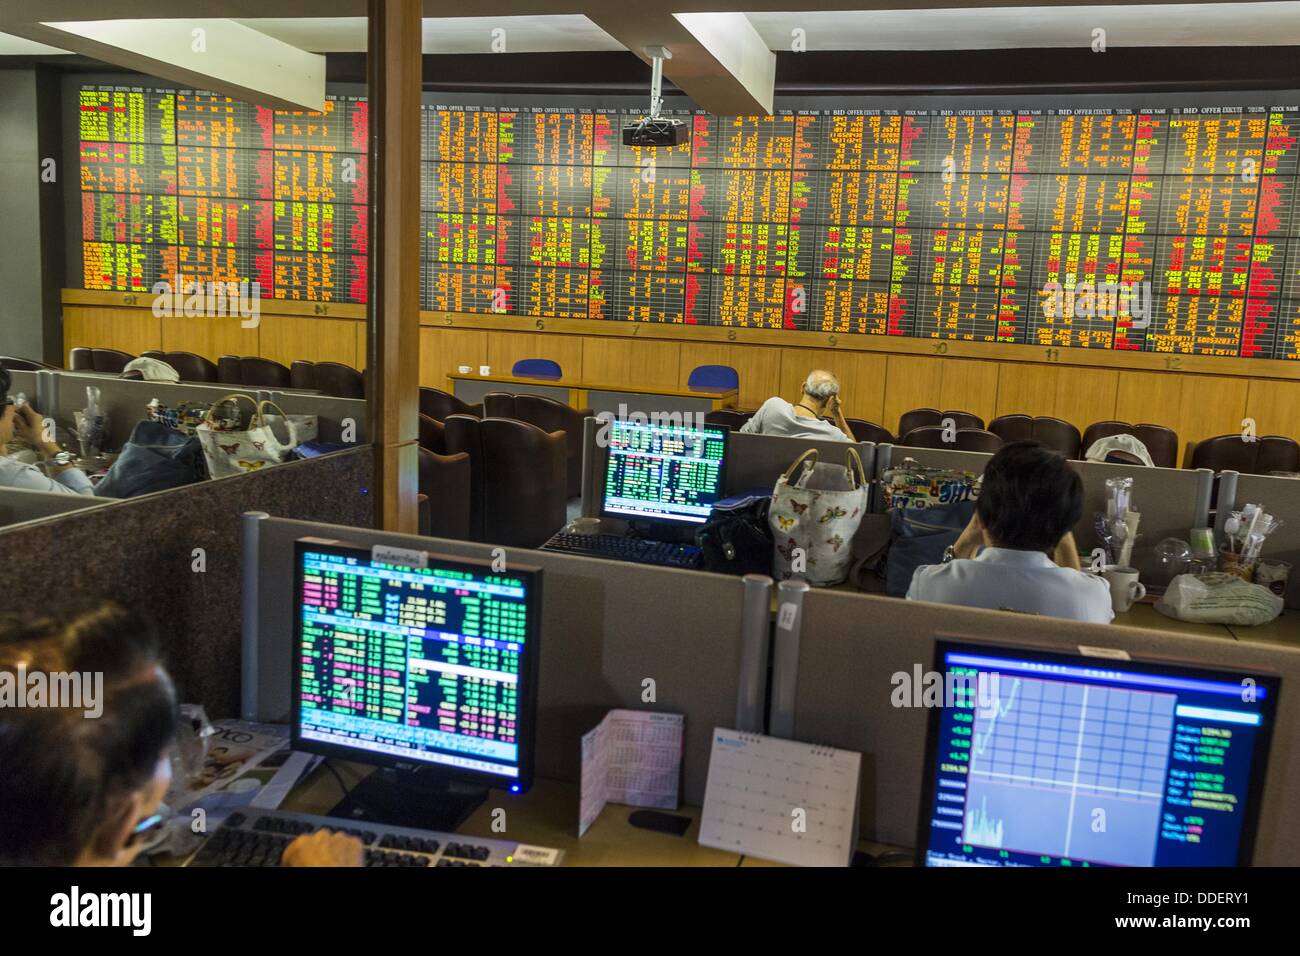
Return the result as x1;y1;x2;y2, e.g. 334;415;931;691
512;358;562;378
687;364;739;391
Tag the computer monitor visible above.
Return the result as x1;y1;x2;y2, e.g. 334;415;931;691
917;639;1279;867
601;418;728;526
292;539;541;823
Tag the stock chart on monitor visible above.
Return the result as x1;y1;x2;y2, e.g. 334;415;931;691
294;544;534;782
919;642;1278;867
74;84;1300;359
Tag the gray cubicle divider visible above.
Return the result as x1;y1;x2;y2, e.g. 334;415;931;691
244;516;751;805
1229;472;1300;609
874;444;993;493
784;588;1300;864
1069;460;1213;580
579;417;875;520
6;369;39;406
47;372;261;449
0;486;109;528
260;391;368;444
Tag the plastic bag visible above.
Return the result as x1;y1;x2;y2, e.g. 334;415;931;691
1154;572;1283;626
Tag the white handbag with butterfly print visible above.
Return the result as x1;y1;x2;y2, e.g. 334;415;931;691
195;394;302;479
769;447;869;586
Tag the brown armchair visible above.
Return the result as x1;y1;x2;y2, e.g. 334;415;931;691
0;356;58;371
898;407;984;436
1189;434;1300;475
218;355;292;388
990;414;1081;458
901;426;1003;453
704;408;756;431
418;447;472;540
418;414;446;454
443;414;567;548
69;347;134;373
419;386;482;421
484;391;590;498
844;418;894;444
141;350;219;382
290;360;366;398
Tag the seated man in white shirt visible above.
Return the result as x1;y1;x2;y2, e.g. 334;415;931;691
739;369;853;441
0;369;92;496
907;441;1113;624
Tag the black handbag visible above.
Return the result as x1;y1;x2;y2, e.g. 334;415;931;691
695;493;774;576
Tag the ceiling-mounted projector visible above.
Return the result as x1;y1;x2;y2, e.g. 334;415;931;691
623;46;690;148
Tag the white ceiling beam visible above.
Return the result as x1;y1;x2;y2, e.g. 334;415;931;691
37;18;325;110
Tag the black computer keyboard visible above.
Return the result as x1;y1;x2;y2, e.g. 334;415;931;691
543;532;703;569
187;808;562;868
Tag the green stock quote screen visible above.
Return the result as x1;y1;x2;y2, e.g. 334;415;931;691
75;86;1300;359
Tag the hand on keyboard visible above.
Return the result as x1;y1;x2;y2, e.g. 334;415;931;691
282;829;364;867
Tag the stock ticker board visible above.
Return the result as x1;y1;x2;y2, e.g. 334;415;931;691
76;85;1300;360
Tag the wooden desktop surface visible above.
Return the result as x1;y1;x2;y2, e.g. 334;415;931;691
447;371;737;404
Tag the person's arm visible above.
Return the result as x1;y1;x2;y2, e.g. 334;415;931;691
1053;531;1083;570
11;405;93;495
738;400;766;434
951;513;987;560
827;394;854;441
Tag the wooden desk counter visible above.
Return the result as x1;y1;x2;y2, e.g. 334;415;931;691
447;371;738;417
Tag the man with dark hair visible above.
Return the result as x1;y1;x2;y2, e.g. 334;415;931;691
907;441;1113;623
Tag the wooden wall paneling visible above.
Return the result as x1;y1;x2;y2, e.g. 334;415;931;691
994;362;1059;419
1050;366;1119;432
632;339;682;390
419;327;488;389
1245;378;1300;440
257;315;359;369
778;348;887;424
883;354;944;435
63;306;162;365
938;359;1000;426
581;336;632;384
1115;370;1183;431
485;331;584;381
678;343;782;410
159;314;259;363
1172;375;1248;448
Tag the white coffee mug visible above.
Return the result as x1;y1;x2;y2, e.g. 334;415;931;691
457;365;471;374
1103;565;1146;613
479;365;491;376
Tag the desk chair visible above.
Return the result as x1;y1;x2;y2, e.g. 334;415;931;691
69;347;135;374
901;425;1002;453
290;360;365;398
443;414;567;547
1190;434;1300;475
418;413;446;454
844;418;894;444
897;407;984;437
217;355;292;388
989;414;1081;458
687;364;739;391
418;447;471;540
704;408;755;431
0;356;57;371
419;386;483;421
141;350;219;383
483;391;590;498
512;358;562;378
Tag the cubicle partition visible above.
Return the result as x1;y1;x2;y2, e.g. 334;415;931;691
784;588;1300;865
1231;472;1300;610
580;417;876;519
0;447;374;716
0;485;109;527
47;372;261;450
245;516;755;805
1069;460;1213;579
6;369;40;407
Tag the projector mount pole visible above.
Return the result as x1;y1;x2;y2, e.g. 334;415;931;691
644;45;671;121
